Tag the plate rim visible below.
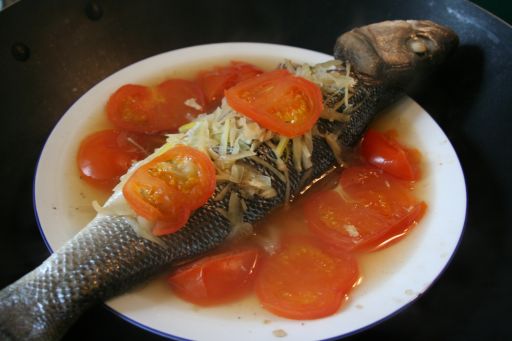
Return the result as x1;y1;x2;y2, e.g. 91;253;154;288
32;42;468;341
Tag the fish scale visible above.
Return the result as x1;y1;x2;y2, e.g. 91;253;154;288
0;88;376;340
0;82;392;341
0;20;458;340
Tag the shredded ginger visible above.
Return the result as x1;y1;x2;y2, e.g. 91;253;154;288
100;59;356;242
155;98;317;201
282;59;356;123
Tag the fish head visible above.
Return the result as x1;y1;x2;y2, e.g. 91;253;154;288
334;20;459;86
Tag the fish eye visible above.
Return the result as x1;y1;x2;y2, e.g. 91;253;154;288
408;37;430;56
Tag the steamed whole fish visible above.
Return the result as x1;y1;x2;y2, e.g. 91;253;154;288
0;20;457;340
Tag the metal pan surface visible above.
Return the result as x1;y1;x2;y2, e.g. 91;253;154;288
0;0;510;340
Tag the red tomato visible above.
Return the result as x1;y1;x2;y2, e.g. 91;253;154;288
76;129;165;190
106;84;159;133
255;236;359;320
361;129;421;180
304;166;426;253
123;145;216;235
225;69;323;137
168;247;261;306
155;79;206;131
196;61;263;111
106;80;205;134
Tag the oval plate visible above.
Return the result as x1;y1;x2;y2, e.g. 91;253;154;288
34;43;466;340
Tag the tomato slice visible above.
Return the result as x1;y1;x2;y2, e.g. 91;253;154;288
196;61;263;111
123;145;216;235
255;236;359;320
304;166;426;253
77;129;165;190
106;80;205;134
225;69;323;137
361;129;421;180
168;247;261;306
155;79;206;131
106;84;158;133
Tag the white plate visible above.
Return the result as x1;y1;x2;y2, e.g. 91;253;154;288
33;43;467;341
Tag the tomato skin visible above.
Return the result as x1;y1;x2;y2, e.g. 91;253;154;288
106;81;205;134
225;69;323;137
169;247;261;306
361;129;420;180
76;129;165;190
304;166;426;253
255;236;359;320
123;145;216;235
196;61;263;111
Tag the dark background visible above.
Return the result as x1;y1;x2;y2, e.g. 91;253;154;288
472;0;511;24
1;0;511;340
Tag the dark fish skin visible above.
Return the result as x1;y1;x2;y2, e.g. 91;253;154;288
0;20;458;340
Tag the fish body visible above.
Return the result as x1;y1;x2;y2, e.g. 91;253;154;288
0;20;457;340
